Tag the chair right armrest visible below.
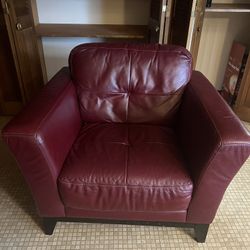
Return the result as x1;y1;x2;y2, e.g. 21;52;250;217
176;71;250;224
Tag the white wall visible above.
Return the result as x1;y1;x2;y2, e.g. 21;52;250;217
42;37;104;80
36;0;150;80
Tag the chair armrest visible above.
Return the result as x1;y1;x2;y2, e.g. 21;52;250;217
177;71;250;224
2;67;81;217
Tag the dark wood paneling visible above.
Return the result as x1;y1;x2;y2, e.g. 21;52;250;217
168;0;193;47
148;0;168;44
35;23;148;39
190;0;206;67
8;0;44;101
0;0;45;115
0;2;23;115
234;56;250;122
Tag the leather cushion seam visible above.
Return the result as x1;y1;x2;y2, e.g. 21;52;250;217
35;80;73;135
65;207;187;213
77;89;184;96
2;81;73;139
187;83;222;190
58;180;193;189
72;46;192;58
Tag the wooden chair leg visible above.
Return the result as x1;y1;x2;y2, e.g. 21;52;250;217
194;224;209;243
43;218;57;235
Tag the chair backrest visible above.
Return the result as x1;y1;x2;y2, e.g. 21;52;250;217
69;43;192;124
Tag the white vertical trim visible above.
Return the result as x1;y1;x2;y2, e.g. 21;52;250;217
186;0;198;50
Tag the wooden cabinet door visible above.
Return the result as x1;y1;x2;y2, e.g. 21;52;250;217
162;0;173;44
168;0;194;47
149;0;172;44
188;0;206;67
3;0;44;103
0;3;23;115
234;56;250;122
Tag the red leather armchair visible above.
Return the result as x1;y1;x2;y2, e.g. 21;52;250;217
2;43;250;242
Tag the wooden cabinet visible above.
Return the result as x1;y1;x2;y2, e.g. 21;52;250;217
168;0;194;47
33;2;150;41
234;56;250;122
162;1;250;69
148;0;207;67
32;0;173;44
192;1;250;66
148;0;173;43
161;0;250;122
0;5;22;114
30;0;205;54
0;0;45;115
2;0;248;121
163;0;250;121
193;1;250;121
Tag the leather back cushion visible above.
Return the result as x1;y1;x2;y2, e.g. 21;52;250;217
69;43;192;124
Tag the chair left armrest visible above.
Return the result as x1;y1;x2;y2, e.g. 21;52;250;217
2;67;81;217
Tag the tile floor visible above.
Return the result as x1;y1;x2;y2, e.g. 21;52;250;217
0;116;250;249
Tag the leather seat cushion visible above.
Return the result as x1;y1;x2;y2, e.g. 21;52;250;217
58;123;193;213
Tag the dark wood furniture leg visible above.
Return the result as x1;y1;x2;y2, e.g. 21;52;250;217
194;224;209;243
43;218;57;235
42;217;210;242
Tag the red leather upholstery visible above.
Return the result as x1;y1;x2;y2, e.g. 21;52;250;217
177;71;250;223
70;43;192;124
63;207;187;222
58;123;193;221
2;44;250;231
2;68;81;216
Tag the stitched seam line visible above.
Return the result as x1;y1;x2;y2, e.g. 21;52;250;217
3;80;73;139
35;138;58;179
32;138;66;215
5;135;59;183
35;80;73;135
3;135;65;216
3;133;37;138
189;84;222;144
221;142;250;146
127;49;132;122
188;85;223;190
189;79;250;147
66;207;187;213
58;180;193;189
78;89;184;96
124;126;129;184
74;46;192;59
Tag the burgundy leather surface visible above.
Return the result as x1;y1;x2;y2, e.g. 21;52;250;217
2;68;81;217
69;43;192;124
2;43;250;226
176;71;250;224
58;123;193;213
65;207;187;222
